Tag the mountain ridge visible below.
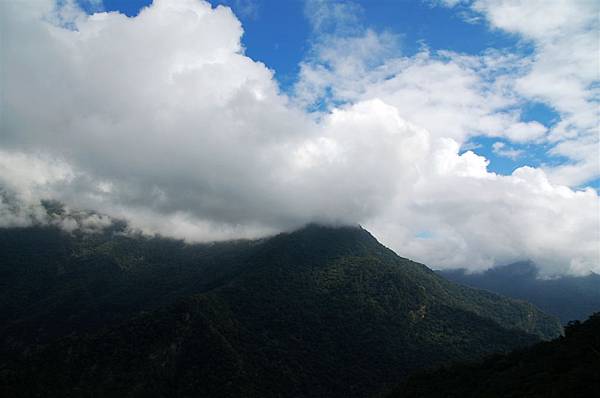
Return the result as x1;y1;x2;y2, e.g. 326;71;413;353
0;223;562;397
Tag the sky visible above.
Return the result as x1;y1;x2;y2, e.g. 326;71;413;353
0;0;598;275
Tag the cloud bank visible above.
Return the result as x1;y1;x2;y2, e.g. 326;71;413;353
0;0;598;275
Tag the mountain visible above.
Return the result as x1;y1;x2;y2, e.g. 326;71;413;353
439;261;600;324
0;224;562;397
389;312;600;398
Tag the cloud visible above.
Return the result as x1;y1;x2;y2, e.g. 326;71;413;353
454;0;600;186
297;1;592;156
0;0;598;275
294;19;548;146
304;0;364;35
492;142;523;160
0;0;425;239
371;140;599;276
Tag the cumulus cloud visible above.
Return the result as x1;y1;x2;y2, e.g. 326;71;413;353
371;147;599;275
0;0;598;275
303;0;598;186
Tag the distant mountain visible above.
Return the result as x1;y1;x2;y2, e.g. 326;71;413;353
0;224;562;397
439;261;600;324
389;312;600;398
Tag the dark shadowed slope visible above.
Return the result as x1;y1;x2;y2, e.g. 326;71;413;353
389;313;600;398
0;224;257;354
439;261;600;324
0;224;561;397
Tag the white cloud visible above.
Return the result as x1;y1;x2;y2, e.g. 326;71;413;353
492;142;523;160
0;150;75;203
466;0;600;186
304;0;364;35
295;29;401;108
472;0;596;40
370;158;599;275
0;0;598;275
294;23;549;146
294;0;598;274
503;121;547;143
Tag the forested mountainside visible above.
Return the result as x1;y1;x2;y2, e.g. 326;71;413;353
390;312;600;398
439;262;600;324
0;223;562;397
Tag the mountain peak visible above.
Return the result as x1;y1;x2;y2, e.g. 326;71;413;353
286;223;371;240
251;223;389;263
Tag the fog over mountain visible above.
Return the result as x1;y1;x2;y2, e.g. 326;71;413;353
439;261;600;324
1;0;598;276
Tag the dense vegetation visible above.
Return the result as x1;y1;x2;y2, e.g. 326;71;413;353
0;222;562;397
390;312;600;398
439;261;600;324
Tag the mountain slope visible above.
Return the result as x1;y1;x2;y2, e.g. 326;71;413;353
439;261;600;324
389;313;600;398
0;224;562;397
0;224;257;356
